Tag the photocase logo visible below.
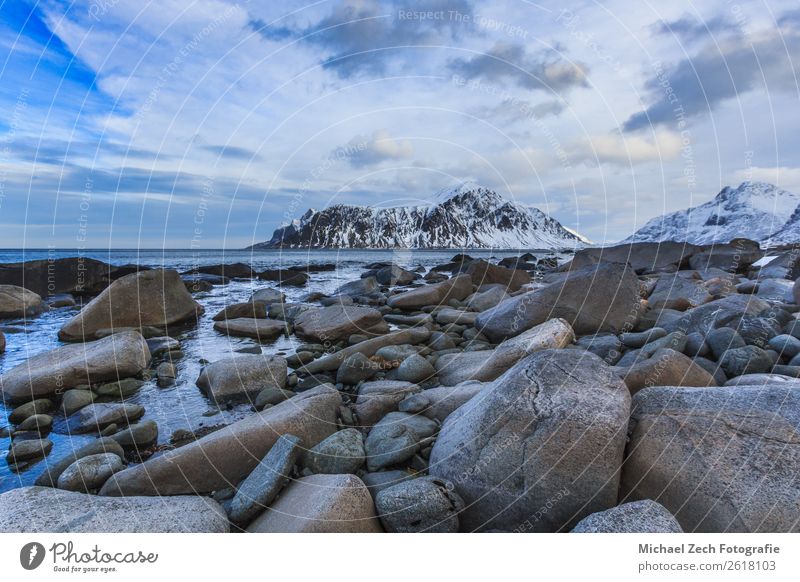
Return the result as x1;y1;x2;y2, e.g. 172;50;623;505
20;542;46;570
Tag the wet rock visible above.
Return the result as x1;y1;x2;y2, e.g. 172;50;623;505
257;269;308;287
196;354;287;403
465;260;530;292
111;420;159;449
8;399;53;424
0;486;229;532
228;434;301;526
156;362;176;386
365;412;438;471
374;265;418;286
430;349;630;532
466;286;510;312
303;428;365;474
94;378;144;398
768;334;800;359
621;384;800;532
376;476;464;533
706;327;746;359
435;308;477;325
572;500;683;533
146;336;180;357
7;438;52;463
245;474;382;533
66;403;144;434
647;275;711;311
16;414;52;433
100;385;340;496
254;387;294;409
0;285;45;318
250;287;285;304
620;328;667;349
294;305;386;343
59;269;203;341
0;331;150;403
213;317;286;341
212;302;268;321
335;276;379;297
57;452;125;492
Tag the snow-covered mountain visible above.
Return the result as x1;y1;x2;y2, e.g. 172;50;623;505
623;182;800;245
249;183;589;249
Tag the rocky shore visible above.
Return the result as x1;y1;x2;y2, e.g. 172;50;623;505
2;239;800;533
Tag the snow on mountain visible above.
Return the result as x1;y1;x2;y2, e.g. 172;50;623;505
622;182;800;245
249;183;588;249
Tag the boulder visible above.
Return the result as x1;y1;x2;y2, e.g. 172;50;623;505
7;438;52;464
258;269;308;287
335;276;378;297
8;399;53;423
250;288;285;304
66;402;145;434
466;286;510;312
365;412;438;471
617;348;717;394
100;385;341;496
196;354;287;403
571;500;683;533
193;263;253;278
336;352;381;385
566;242;699;274
719;345;774;377
34;438;125;487
0;486;229;532
375;476;464;533
212;318;286;341
354;381;422;427
476;262;641;342
111;420;159;449
246;474;382;533
386;275;472;310
303;428;365;474
301;329;431;375
465;260;530;292
0;331;150;403
660;294;770;336
435;308;477;325
429;349;630;532
229;434;301;526
294;305;386;343
756;278;794;302
395;354;436;384
647;275;711;311
621;384;800;532
398;381;487;422
0;285;45;318
59;269;203;341
57;452;125;492
212;302;268;321
375;265;418;286
436;318;574;385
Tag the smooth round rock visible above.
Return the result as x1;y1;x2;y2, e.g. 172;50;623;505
56;453;125;492
303;428;365;474
376;476;464;533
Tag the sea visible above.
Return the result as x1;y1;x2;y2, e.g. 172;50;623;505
0;248;566;492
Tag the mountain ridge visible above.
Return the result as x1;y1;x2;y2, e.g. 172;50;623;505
248;184;589;250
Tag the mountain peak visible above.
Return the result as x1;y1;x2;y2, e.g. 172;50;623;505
433;180;491;203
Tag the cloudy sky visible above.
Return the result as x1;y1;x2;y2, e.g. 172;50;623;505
1;0;798;248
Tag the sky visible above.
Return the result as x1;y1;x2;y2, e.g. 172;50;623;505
0;0;798;248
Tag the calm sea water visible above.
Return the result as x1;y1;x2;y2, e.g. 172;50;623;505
0;248;563;492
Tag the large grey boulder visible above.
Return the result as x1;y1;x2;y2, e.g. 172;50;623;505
398;381;488;422
59;269;203;341
294;304;386;342
100;385;340;496
35;438;125;487
429;349;631;532
435;318;574;385
213;318;286;341
0;285;45;318
571;500;683;533
66;402;145;434
565;242;700;274
246;474;382;533
303;428;365;474
617;348;717;394
660;294;770;336
387;275;472;310
375;476;465;532
621;384;800;532
365;412;438;471
647;275;711;311
0;486;229;532
475;262;641;342
465;260;530;292
0;331;150;403
196;354;287;403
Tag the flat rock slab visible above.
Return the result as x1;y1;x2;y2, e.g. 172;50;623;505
294;304;386;342
0;486;229;533
196;354;287;403
246;474;382;533
66;403;145;434
213;317;286;341
387;275;472;310
0;331;150;403
100;385;341;496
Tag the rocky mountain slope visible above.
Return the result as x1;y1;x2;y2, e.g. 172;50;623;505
623;182;800;246
249;183;589;249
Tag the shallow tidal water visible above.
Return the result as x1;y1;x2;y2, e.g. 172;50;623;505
0;247;565;492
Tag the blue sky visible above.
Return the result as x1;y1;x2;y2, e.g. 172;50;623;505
0;0;799;248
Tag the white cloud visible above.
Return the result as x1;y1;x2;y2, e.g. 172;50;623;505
569;131;683;166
